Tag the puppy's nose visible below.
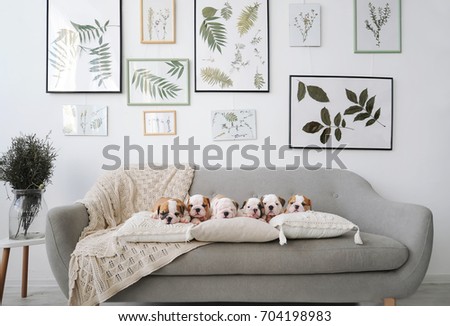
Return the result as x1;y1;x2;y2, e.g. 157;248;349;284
253;208;258;213
268;205;274;211
167;216;172;224
295;205;300;210
195;208;201;213
223;211;229;217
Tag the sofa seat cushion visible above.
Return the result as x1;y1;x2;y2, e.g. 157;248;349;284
153;232;408;276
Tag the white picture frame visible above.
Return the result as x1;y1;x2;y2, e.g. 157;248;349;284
211;110;257;141
63;105;108;136
354;0;402;53
144;110;177;135
289;3;321;47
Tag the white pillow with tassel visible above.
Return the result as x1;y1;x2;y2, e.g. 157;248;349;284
269;211;363;246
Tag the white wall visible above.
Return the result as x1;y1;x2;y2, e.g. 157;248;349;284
1;0;449;285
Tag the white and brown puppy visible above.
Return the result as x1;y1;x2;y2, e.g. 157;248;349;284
211;194;239;219
186;194;212;225
240;197;265;220
261;194;286;222
285;195;312;213
152;197;189;224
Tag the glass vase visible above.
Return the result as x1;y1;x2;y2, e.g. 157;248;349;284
9;189;47;240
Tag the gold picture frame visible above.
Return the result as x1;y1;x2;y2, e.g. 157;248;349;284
140;0;176;44
143;110;177;135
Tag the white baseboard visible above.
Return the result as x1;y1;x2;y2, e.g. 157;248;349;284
423;274;450;284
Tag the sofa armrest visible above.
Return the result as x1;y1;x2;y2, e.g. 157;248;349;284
46;203;89;298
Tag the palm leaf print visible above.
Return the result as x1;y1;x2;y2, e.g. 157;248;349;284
200;67;233;89
132;68;181;100
237;2;260;37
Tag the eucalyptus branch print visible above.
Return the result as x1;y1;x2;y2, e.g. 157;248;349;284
344;88;386;127
365;2;391;47
237;2;260;37
293;9;318;43
131;68;182;100
201;67;233;89
200;7;228;53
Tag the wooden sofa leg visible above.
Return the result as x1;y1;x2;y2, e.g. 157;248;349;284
384;298;396;306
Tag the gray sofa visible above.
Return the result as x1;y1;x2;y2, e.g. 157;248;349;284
46;167;433;305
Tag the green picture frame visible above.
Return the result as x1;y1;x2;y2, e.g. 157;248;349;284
354;0;402;53
127;58;190;106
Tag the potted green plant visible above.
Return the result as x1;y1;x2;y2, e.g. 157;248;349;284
0;133;57;239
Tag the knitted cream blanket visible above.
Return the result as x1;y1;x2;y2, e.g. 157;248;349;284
68;165;207;306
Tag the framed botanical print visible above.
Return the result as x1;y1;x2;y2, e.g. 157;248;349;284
289;75;393;150
289;3;321;47
194;0;269;92
63;105;108;136
46;0;122;93
211;110;257;141
127;58;190;106
354;0;402;53
144;110;177;135
141;0;176;44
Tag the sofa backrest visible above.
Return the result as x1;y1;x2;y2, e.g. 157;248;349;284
189;167;377;221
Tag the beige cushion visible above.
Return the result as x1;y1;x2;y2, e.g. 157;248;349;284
116;211;194;243
269;211;363;245
191;217;279;242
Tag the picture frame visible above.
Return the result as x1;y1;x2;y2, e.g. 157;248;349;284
140;0;176;44
144;110;177;135
127;58;190;106
289;75;393;150
46;0;122;93
194;0;269;92
289;3;321;47
211;110;257;141
63;105;108;136
354;0;401;53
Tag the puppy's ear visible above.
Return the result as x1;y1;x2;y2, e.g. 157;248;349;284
278;196;286;207
304;197;312;209
240;200;247;209
205;197;211;207
157;205;161;216
260;196;265;203
184;194;190;206
233;201;239;210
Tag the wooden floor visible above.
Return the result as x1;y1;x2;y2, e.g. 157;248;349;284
1;283;450;306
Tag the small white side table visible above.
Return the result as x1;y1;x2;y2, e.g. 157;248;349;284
0;237;45;305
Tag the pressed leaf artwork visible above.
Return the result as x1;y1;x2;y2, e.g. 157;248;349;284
290;76;393;150
289;4;321;47
141;0;175;44
47;0;121;92
195;0;269;92
128;59;190;106
211;109;257;140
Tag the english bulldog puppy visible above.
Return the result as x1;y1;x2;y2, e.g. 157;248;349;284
152;197;189;224
285;194;312;213
240;197;265;220
261;194;285;222
211;194;239;219
186;194;212;225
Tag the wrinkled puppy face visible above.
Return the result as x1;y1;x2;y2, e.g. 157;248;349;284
286;195;312;213
187;194;211;221
157;199;186;224
213;198;238;219
261;194;285;220
241;198;264;218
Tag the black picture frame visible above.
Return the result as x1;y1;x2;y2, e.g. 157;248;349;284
194;0;270;92
46;0;122;93
289;75;393;150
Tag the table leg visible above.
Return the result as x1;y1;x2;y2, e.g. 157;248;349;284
0;248;11;305
22;246;29;298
